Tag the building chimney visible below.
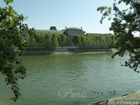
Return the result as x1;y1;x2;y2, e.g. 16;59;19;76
65;26;67;29
81;27;82;30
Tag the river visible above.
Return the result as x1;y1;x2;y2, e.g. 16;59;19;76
0;53;140;105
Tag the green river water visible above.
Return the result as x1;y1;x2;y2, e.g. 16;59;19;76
0;53;140;105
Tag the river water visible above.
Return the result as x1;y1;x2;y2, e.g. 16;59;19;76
0;53;140;105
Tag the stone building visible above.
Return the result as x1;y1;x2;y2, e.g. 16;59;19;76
34;26;86;46
35;26;63;35
62;26;86;46
34;26;111;46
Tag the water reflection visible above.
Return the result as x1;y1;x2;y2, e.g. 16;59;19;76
0;53;140;105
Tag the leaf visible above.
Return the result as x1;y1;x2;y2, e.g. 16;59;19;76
118;0;122;4
108;17;111;20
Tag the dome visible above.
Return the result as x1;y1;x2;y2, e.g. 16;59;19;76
50;26;57;30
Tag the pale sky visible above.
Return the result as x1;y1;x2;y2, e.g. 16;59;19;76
0;0;139;36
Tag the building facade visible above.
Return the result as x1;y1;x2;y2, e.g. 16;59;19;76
34;26;110;46
62;26;86;46
34;26;86;46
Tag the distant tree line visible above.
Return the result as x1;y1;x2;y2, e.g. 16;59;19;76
72;34;116;49
24;33;66;51
24;33;122;50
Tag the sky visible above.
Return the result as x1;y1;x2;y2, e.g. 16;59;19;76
0;0;139;36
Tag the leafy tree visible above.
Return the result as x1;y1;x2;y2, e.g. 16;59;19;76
44;33;52;50
0;0;37;101
72;35;79;48
33;33;46;49
90;35;100;48
98;35;106;48
77;36;82;48
105;35;116;48
28;34;36;49
51;33;59;51
37;33;45;49
73;34;116;49
97;0;140;72
56;34;60;42
60;34;66;48
88;35;93;48
80;36;86;48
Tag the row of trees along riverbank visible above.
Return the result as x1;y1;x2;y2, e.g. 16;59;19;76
24;33;66;51
72;34;116;49
24;33;118;50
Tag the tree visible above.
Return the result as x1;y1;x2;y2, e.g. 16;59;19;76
72;35;79;48
60;34;66;48
44;33;52;50
97;0;140;72
0;0;37;101
28;34;36;49
90;35;100;48
51;33;59;51
37;33;45;49
105;35;116;48
98;35;106;48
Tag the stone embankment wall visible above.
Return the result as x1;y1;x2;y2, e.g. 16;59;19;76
21;48;117;55
56;48;117;53
75;48;117;52
22;50;53;55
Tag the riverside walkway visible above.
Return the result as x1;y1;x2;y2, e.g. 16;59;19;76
92;90;140;105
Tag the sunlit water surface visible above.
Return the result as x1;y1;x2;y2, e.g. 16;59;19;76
0;53;140;105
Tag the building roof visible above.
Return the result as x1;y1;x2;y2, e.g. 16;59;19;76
62;27;83;31
67;27;81;30
35;29;64;35
50;26;57;30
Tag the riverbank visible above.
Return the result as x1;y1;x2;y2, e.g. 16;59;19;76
91;90;140;105
21;48;118;55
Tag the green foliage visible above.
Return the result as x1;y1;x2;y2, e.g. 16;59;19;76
0;0;39;101
72;35;79;45
72;34;115;49
105;34;116;48
97;6;112;23
51;33;59;51
44;33;52;50
25;33;60;51
97;0;140;72
60;34;66;48
4;0;13;5
60;34;66;43
57;34;60;42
